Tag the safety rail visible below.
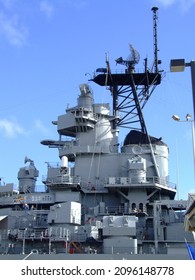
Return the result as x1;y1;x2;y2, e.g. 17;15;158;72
42;175;81;186
105;176;176;190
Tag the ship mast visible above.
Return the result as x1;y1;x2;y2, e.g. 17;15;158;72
151;6;161;73
92;7;162;177
92;8;161;134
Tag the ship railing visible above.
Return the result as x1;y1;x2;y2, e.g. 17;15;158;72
102;245;138;254
94;67;144;77
47;228;86;242
59;137;102;149
42;175;81;186
0;229;83;245
70;233;88;242
11;208;50;215
83;205;146;216
74;108;98;119
0;228;91;244
0;228;48;241
17;228;50;240
81;182;107;192
105;176;176;189
147;177;176;189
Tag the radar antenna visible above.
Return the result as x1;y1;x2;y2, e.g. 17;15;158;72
115;44;140;73
24;156;34;164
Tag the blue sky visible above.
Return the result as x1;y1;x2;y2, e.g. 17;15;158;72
0;0;195;200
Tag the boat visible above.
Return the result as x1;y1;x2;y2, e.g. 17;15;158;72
0;7;194;260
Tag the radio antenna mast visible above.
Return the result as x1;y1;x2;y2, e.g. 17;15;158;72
151;7;160;73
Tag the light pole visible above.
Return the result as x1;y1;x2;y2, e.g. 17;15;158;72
170;59;195;129
172;114;195;179
170;59;195;179
171;60;195;232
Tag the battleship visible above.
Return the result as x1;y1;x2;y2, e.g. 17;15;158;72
0;7;194;260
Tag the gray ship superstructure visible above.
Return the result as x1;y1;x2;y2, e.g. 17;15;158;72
0;7;193;259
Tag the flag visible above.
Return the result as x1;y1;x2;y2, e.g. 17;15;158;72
185;239;195;260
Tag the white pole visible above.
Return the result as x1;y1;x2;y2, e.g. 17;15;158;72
22;228;26;254
175;138;180;200
191;119;195;180
189;61;195;180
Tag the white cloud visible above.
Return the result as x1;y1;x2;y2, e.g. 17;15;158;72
0;118;50;138
156;0;195;11
0;118;25;138
40;1;54;19
156;0;176;6
0;12;28;46
34;119;49;135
